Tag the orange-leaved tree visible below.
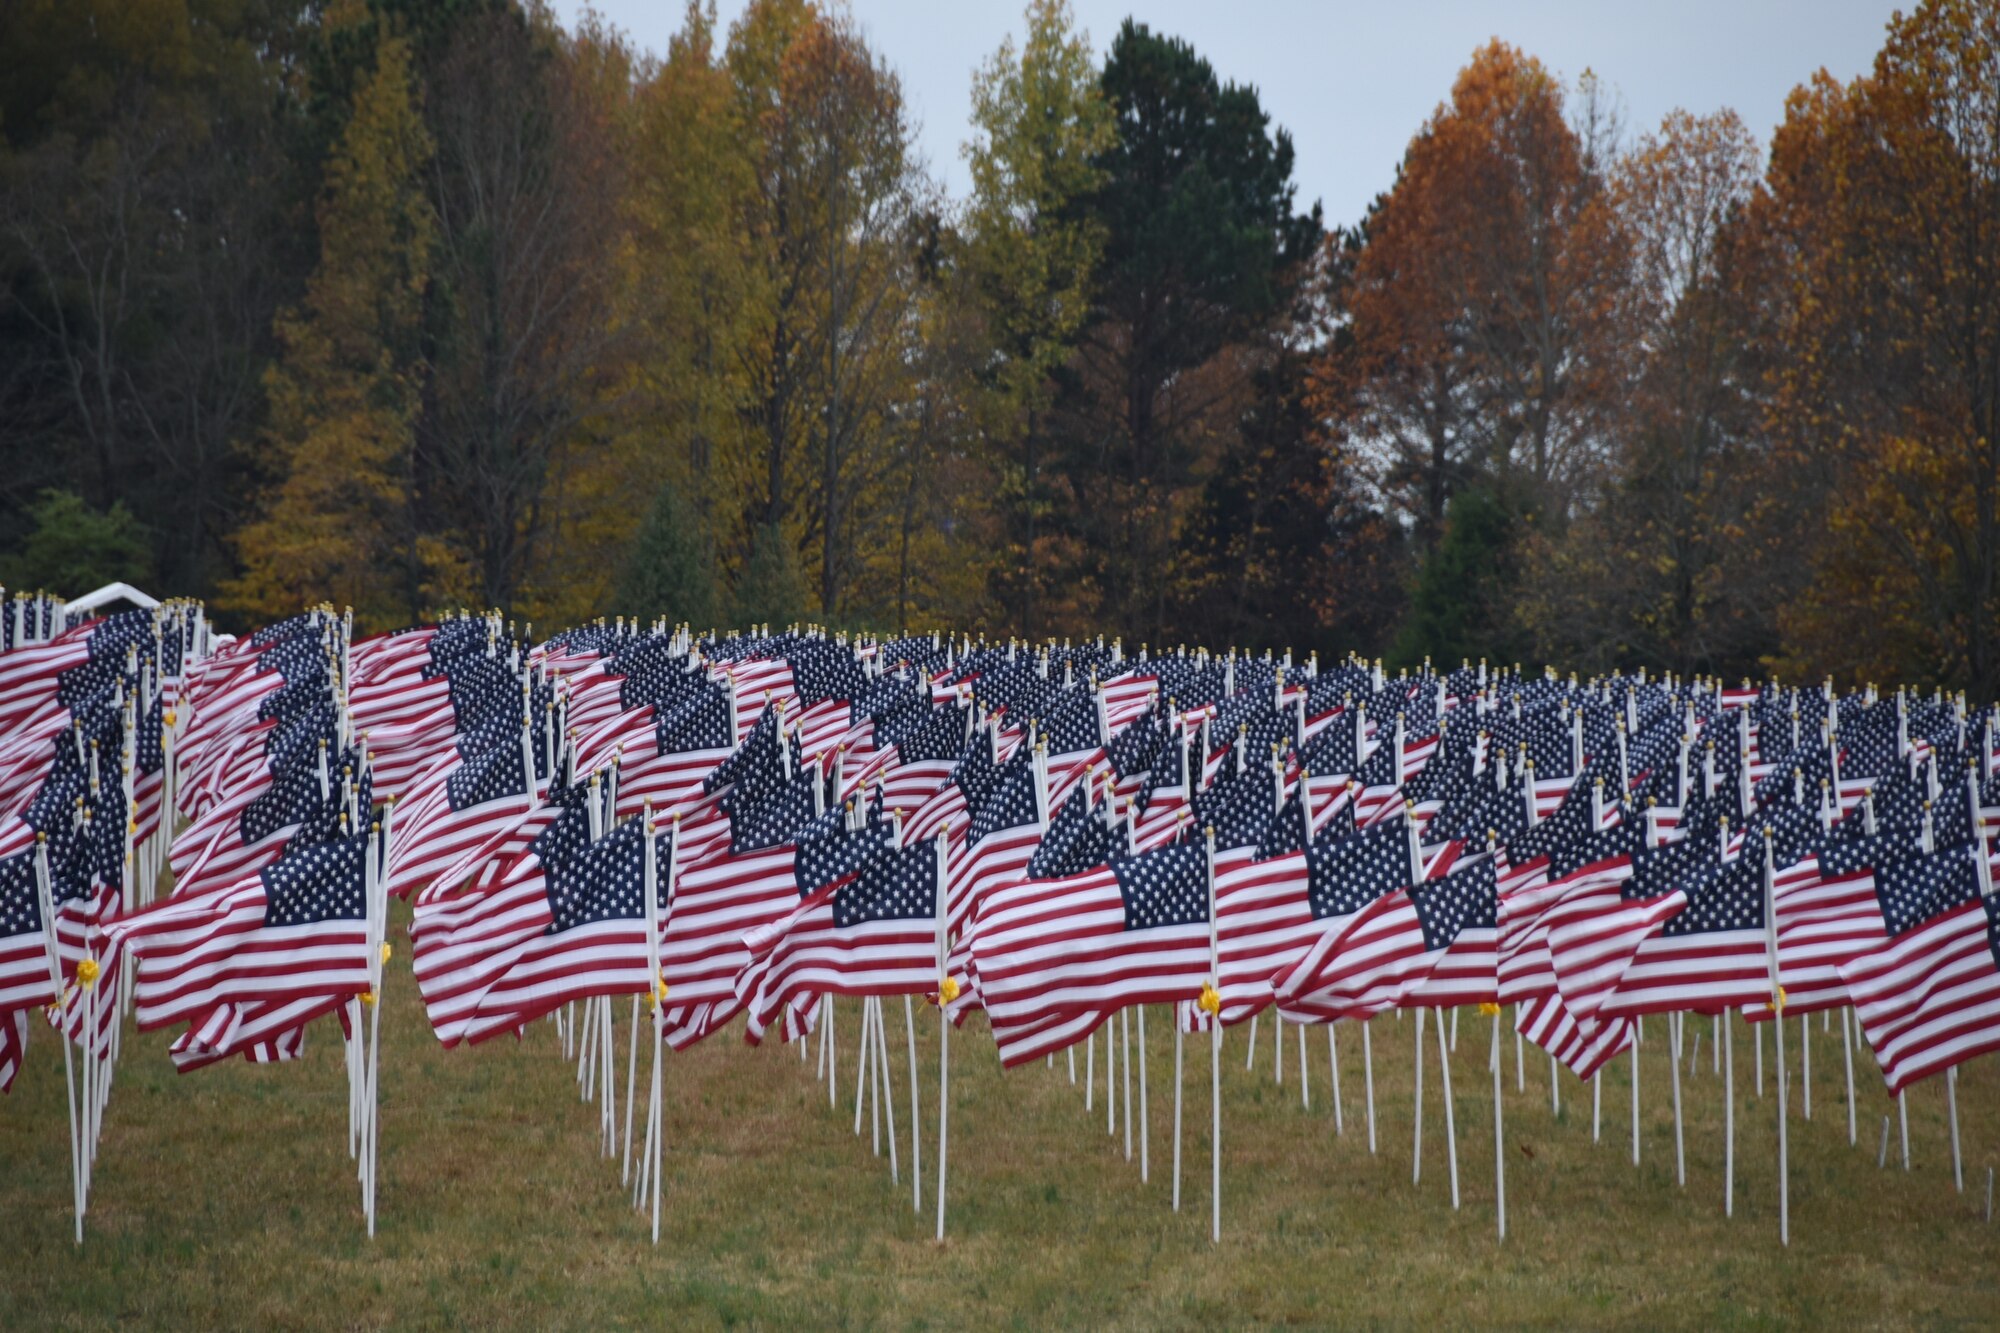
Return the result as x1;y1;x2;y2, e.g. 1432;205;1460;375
1764;1;2000;699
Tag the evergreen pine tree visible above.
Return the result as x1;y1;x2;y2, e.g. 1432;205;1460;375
617;483;718;628
221;28;459;629
1390;489;1523;669
0;490;155;595
730;522;810;630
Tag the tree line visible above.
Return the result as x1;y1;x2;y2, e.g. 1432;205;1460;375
2;0;1995;699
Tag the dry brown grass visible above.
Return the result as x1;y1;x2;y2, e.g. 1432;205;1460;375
4;904;1998;1329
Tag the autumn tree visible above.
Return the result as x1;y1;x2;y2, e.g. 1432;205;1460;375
412;6;636;621
1763;0;2000;699
1517;109;1778;675
612;4;762;597
713;0;930;622
0;0;311;594
1323;42;1624;552
963;0;1116;636
223;25;458;628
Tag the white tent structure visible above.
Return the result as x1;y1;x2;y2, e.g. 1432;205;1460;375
62;582;160;617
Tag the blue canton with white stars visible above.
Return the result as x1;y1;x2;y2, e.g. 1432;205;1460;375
260;832;368;928
1304;821;1410;920
1111;844;1210;931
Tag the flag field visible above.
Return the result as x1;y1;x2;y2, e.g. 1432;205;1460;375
4;907;1996;1326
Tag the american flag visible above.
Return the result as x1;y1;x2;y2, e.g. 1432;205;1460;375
1599;842;1771;1018
1404;855;1502;1007
945;751;1042;936
657;808;885;1048
0;849;56;1021
1514;987;1634;1079
421;814;665;1046
937;752;1045;1022
786;640;868;708
1263;822;1417;1017
703;702;794;804
172;740;353;900
1839;841;2000;1094
410;786;595;1044
1196;766;1280;852
1276;854;1497;1021
1738;822;1905;1018
1538;817;1688;1028
1182;844;1322;1030
974;841;1212;1056
389;729;545;901
738;837;939;1042
724;770;822;854
108;830;374;1066
873;703;967;818
1025;783;1118;879
596;681;737;818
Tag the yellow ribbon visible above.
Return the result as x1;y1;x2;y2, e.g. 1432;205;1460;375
647;975;669;1010
1773;986;1787;1013
360;990;376;1007
75;957;101;987
1478;1002;1501;1017
938;976;961;1004
379;942;392;964
1197;982;1222;1016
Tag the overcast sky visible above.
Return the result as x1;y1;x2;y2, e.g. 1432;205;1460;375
553;1;1899;228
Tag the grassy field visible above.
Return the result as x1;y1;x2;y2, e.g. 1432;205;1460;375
4;906;1998;1328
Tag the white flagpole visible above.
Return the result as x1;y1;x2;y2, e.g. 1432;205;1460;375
1434;1008;1459;1209
905;995;921;1214
1122;1009;1134;1160
1412;1007;1425;1183
602;995;617;1157
1764;826;1788;1246
1631;1033;1641;1167
1205;826;1221;1244
1670;1012;1686;1186
1801;1011;1812;1122
1948;1066;1963;1192
363;809;387;1238
1138;1005;1150;1182
1329;1025;1344;1135
1172;1019;1184;1212
644;810;673;1242
854;987;873;1138
1842;1006;1857;1146
935;831;950;1242
1725;1013;1735;1217
875;999;898;1184
1490;1008;1506;1241
1105;1005;1116;1137
34;836;83;1245
815;993;828;1081
622;995;640;1184
868;1000;883;1158
1363;1020;1377;1153
1516;1006;1525;1092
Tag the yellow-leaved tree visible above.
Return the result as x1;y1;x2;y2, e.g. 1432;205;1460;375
222;24;466;630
